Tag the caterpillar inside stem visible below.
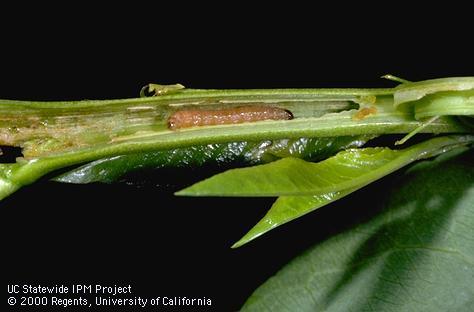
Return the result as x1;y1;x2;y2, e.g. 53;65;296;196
168;106;294;130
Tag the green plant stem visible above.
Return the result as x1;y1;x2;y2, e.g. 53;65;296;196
0;79;472;201
1;88;466;159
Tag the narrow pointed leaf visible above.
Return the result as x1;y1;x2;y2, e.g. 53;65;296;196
177;135;474;197
232;188;357;248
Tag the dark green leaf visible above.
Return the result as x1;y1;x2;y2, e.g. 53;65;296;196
53;136;371;184
242;147;474;311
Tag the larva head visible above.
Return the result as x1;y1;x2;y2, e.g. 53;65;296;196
168;115;179;130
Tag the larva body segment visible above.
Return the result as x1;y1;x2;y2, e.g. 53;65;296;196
168;106;293;130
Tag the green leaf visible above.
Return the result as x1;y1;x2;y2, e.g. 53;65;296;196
242;147;474;311
231;135;474;247
177;136;474;197
232;188;357;248
53;136;371;184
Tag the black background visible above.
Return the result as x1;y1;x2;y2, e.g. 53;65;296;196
1;5;472;311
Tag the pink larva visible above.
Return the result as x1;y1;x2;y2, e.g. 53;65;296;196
167;106;293;130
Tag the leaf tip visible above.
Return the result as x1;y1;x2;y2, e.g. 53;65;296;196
230;241;243;249
174;185;213;196
231;234;256;248
174;188;191;196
